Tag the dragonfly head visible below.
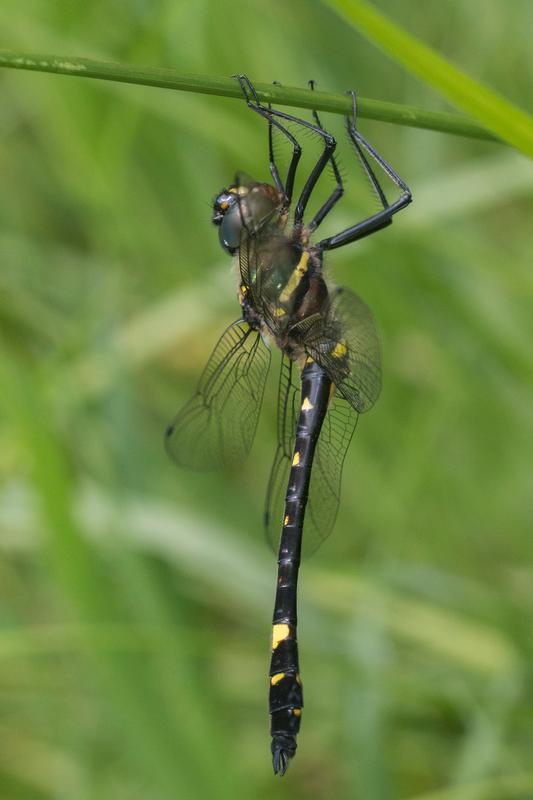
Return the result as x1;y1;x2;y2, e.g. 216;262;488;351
213;179;284;255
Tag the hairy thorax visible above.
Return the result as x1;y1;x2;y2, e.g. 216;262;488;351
241;225;331;367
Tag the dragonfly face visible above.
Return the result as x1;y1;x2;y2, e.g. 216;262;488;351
167;75;412;776
213;179;285;255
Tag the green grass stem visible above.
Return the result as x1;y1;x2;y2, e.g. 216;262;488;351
323;0;533;156
0;49;504;144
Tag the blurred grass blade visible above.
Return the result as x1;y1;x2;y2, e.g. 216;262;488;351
323;0;533;157
409;771;533;800
0;481;519;677
0;350;235;800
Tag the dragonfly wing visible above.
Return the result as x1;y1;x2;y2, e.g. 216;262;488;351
264;356;299;552
264;356;358;557
239;224;302;335
304;391;358;556
302;286;382;413
165;319;270;470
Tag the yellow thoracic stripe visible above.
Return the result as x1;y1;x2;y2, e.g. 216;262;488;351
278;251;309;304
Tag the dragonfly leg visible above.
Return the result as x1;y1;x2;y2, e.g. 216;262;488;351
235;74;301;205
234;74;338;225
266;80;299;202
317;90;412;251
307;79;344;232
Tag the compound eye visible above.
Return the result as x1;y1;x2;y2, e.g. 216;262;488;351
218;203;243;253
212;189;238;226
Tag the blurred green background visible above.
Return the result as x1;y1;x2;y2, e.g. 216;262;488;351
1;2;532;798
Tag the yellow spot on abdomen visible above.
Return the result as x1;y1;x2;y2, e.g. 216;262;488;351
332;340;347;358
284;515;289;526
270;672;285;686
292;708;302;717
292;451;300;466
302;397;314;411
272;623;290;650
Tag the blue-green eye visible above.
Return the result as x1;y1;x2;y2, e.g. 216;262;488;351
219;203;243;253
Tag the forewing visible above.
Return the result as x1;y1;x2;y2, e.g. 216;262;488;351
302;286;381;413
165;320;270;470
264;357;358;557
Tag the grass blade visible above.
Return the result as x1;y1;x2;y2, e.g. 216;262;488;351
0;49;504;143
323;0;533;156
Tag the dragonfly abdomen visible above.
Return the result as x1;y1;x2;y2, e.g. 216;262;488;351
269;360;332;775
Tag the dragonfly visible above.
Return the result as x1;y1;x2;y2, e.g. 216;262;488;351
165;75;411;776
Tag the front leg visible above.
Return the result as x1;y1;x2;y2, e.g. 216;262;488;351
307;79;344;232
234;74;338;226
235;74;301;205
317;90;412;251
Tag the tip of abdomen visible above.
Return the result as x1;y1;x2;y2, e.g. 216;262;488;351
271;734;297;776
